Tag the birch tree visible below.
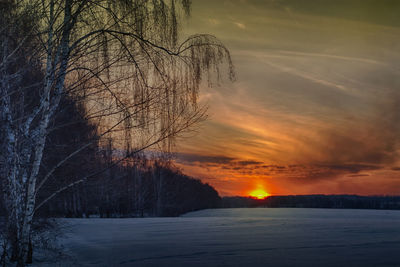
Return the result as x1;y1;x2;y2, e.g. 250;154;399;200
0;0;234;265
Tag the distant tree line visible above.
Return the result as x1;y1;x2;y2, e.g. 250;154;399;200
37;155;221;218
222;195;400;210
36;158;221;218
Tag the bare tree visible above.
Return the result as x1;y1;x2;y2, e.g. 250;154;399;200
0;0;234;265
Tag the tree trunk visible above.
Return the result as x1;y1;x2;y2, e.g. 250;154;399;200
1;239;7;267
26;238;32;264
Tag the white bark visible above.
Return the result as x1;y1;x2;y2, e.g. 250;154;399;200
18;1;73;262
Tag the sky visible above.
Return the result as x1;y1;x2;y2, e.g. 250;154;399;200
174;0;400;196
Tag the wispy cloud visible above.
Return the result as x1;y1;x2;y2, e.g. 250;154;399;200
208;18;220;25
233;22;246;29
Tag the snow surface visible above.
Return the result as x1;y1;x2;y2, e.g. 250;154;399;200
38;208;400;266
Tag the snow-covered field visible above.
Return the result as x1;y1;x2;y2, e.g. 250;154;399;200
38;208;400;266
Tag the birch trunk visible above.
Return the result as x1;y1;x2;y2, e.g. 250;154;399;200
16;1;72;263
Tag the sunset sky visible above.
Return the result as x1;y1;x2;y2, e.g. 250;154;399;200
174;0;400;196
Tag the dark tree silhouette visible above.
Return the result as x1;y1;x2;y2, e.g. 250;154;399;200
0;1;234;265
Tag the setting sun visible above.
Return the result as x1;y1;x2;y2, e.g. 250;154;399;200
249;189;270;199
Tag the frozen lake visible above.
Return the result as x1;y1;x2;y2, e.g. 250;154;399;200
51;208;400;266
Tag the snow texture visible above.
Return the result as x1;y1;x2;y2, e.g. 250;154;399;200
36;208;400;266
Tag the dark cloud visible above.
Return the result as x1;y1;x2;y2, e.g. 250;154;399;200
175;153;236;165
348;174;370;177
237;160;263;166
176;152;385;183
261;165;287;169
319;164;381;173
278;163;383;184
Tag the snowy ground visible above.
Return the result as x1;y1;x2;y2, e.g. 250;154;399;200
35;208;400;266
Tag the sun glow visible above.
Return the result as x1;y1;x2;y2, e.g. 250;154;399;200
249;188;270;199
